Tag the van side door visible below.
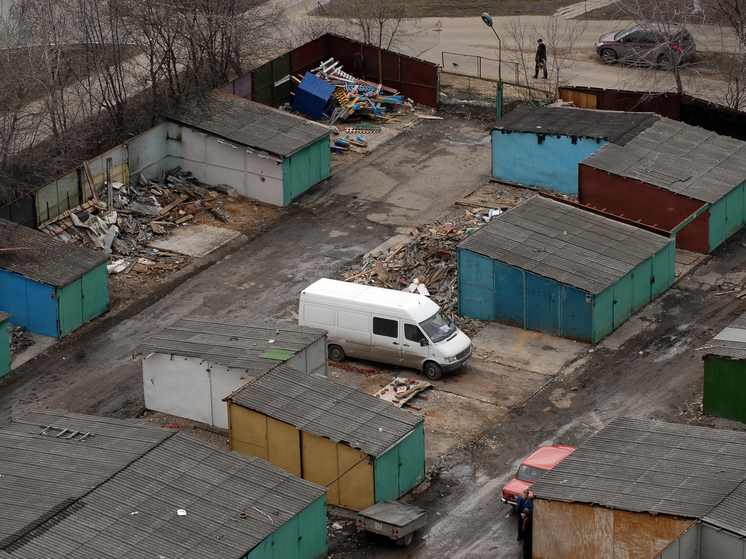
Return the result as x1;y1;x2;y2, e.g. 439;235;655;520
401;323;430;369
371;316;403;366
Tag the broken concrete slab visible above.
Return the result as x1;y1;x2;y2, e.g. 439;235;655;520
147;224;241;258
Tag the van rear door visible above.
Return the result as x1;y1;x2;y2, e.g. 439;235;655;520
372;316;403;366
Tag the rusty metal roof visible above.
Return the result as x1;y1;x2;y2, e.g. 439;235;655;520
164;91;330;158
457;195;672;295
581;118;746;203
493;104;660;145
0;218;109;288
531;417;746;523
227;365;423;457
0;408;327;557
133;316;327;375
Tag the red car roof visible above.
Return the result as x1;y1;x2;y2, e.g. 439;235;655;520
521;445;576;470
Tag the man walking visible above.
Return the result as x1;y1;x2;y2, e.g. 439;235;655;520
534;38;547;79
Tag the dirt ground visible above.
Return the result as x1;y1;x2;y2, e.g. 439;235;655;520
108;195;286;310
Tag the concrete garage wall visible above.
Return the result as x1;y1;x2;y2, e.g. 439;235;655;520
285;337;328;377
179;127;285;206
658;523;746;559
534;500;693;559
491;131;605;194
129;122;182;181
143;353;256;428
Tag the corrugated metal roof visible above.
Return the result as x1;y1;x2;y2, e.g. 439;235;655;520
227;365;423;457
0;312;10;323
457;196;672;295
493;104;660;145
1;411;327;558
0;408;172;552
531;417;746;520
0;219;109;288
581;118;746;203
164;91;331;158
133;316;327;374
701;478;746;536
700;311;746;360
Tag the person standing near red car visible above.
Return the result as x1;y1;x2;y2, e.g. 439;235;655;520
515;489;533;540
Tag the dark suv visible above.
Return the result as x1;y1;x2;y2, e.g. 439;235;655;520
596;25;696;67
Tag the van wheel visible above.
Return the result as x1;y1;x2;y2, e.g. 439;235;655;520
328;345;345;362
423;362;442;381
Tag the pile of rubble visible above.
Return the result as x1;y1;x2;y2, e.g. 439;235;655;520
9;325;34;357
290;58;414;125
39;167;237;274
341;208;507;336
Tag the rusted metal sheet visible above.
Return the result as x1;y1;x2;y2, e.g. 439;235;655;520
534;500;694;559
560;86;746;141
579;164;710;253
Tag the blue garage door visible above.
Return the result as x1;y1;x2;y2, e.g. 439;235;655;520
526;273;560;336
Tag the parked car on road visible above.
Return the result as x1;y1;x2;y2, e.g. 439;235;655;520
501;444;577;505
596;24;696;67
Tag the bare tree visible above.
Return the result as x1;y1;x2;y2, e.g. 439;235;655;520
501;16;587;101
333;0;415;50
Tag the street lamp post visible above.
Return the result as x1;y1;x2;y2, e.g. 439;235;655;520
481;12;503;120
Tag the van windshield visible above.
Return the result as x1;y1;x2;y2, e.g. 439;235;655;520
419;310;457;343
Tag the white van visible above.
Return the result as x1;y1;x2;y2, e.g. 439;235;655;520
298;278;472;380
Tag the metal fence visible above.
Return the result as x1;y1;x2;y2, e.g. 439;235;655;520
441;52;521;84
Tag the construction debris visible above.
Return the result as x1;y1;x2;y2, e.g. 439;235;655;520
38;167;239;274
341;208;501;336
9;325;34;357
374;378;431;408
290;58;414;126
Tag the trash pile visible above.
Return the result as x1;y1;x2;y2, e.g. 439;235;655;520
290;58;414;125
39;167;237;274
341;209;504;335
9;325;34;357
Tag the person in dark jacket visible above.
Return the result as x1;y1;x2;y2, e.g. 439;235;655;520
521;507;533;558
515;489;533;540
534;38;547;79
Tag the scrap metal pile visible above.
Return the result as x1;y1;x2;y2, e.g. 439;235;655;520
341;209;501;334
39;168;236;274
292;58;414;125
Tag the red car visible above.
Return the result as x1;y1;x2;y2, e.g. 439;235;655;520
501;445;577;505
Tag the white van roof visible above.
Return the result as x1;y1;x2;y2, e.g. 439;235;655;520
301;278;441;322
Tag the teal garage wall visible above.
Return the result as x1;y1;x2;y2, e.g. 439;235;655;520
246;494;327;559
283;139;331;205
374;421;426;502
491;131;606;194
